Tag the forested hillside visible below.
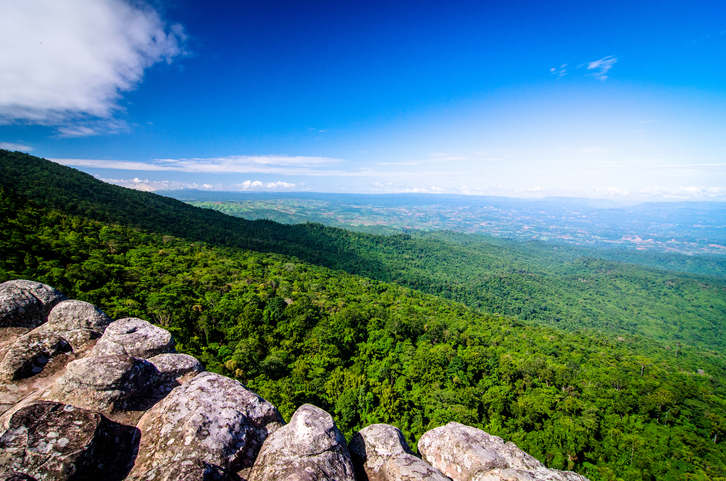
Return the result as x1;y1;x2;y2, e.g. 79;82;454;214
2;150;725;352
1;185;725;481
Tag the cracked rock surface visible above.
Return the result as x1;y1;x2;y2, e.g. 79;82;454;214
350;424;448;481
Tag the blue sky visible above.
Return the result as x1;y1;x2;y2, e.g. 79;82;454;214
1;0;725;200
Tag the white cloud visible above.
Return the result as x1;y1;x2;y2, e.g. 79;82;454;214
237;180;296;190
639;186;726;200
55;119;130;137
51;155;342;174
0;0;186;131
585;56;617;81
0;142;33;151
99;177;298;192
550;63;567;79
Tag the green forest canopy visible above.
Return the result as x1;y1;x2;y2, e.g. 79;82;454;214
1;163;726;479
1;149;726;352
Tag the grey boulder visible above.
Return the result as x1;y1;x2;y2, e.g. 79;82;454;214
0;286;43;329
127;371;284;480
418;423;588;481
0;280;66;318
44;300;112;334
148;353;204;382
248;403;356;481
46;354;160;413
91;317;175;359
349;424;448;481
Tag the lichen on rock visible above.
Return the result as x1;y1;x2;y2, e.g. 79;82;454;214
248;403;356;481
128;371;284;481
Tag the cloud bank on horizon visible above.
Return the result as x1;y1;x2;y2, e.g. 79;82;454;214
1;0;725;201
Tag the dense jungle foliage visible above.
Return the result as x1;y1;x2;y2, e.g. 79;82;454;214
2;150;726;353
1;186;725;480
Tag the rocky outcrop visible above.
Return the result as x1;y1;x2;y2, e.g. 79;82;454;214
128;372;284;480
0;280;590;481
248;403;355;481
350;424;448;481
418;422;589;481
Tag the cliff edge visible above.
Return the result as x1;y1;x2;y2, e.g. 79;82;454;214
0;279;588;481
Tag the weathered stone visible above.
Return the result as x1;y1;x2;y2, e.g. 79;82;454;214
248;403;355;481
0;472;37;481
91;317;174;359
57;328;101;352
0;332;71;381
128;372;284;480
418;423;589;481
45;300;112;335
350;424;448;481
0;286;43;329
0;281;66;318
0;401;137;481
418;423;507;481
47;354;160;413
148;353;203;381
132;460;230;481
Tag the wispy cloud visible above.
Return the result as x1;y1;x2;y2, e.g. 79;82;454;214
584;56;617;81
0;142;33;151
550;63;567;79
370;182;444;194
52;155;342;175
99;177;298;192
0;0;186;133
55;119;130;138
